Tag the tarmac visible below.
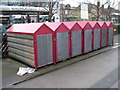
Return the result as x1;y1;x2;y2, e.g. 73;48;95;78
1;34;119;89
12;47;119;88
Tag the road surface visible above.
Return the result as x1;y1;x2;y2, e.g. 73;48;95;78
12;44;119;88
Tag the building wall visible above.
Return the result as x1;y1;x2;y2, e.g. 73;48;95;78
118;1;120;15
1;0;49;2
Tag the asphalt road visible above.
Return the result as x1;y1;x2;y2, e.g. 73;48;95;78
11;44;119;88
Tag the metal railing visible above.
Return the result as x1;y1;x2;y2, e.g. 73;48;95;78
0;25;8;58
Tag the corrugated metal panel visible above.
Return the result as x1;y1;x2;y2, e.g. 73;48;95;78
72;31;82;56
57;32;69;61
8;37;33;47
94;29;100;50
37;34;53;67
8;42;34;54
108;28;113;45
9;52;35;67
8;47;34;60
102;28;107;47
7;33;33;40
84;30;92;53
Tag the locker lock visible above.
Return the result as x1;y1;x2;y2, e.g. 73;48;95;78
54;38;57;41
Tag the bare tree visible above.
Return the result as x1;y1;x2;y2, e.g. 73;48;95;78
42;0;58;22
96;1;100;20
88;1;109;21
48;0;53;22
84;0;119;21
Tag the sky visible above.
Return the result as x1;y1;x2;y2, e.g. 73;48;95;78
61;0;119;9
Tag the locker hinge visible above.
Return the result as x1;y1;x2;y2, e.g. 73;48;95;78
82;49;84;52
54;38;57;41
68;31;71;34
92;31;94;34
92;44;94;47
81;31;84;34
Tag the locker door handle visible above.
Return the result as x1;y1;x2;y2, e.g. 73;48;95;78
54;38;57;41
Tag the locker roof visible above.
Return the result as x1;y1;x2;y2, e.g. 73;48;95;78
63;22;76;29
7;23;43;35
77;21;92;29
97;21;107;28
45;22;69;32
105;21;114;27
89;21;100;29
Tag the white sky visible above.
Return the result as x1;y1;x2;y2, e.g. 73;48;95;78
61;0;119;9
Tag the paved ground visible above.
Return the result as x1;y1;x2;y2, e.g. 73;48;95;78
11;45;119;88
2;58;32;88
1;34;119;88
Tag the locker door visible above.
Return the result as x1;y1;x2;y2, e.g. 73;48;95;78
84;30;92;53
57;32;69;61
108;28;113;45
37;34;53;67
102;28;107;47
94;29;100;50
72;31;82;57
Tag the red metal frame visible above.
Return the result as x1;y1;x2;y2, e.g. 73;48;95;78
77;21;92;53
33;35;38;70
63;22;83;57
7;23;54;69
105;21;114;45
89;21;101;50
63;22;76;57
53;32;57;64
34;24;55;69
71;23;83;56
97;21;108;47
45;22;70;62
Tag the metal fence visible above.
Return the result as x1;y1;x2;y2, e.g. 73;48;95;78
0;25;8;58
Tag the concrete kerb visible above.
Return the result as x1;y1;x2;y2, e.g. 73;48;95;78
12;44;118;86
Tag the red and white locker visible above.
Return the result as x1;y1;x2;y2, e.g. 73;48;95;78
105;21;114;45
7;23;55;69
98;21;108;47
63;22;83;57
45;22;70;62
77;21;93;53
89;21;101;50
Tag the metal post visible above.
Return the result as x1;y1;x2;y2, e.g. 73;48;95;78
37;14;40;22
96;1;100;21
